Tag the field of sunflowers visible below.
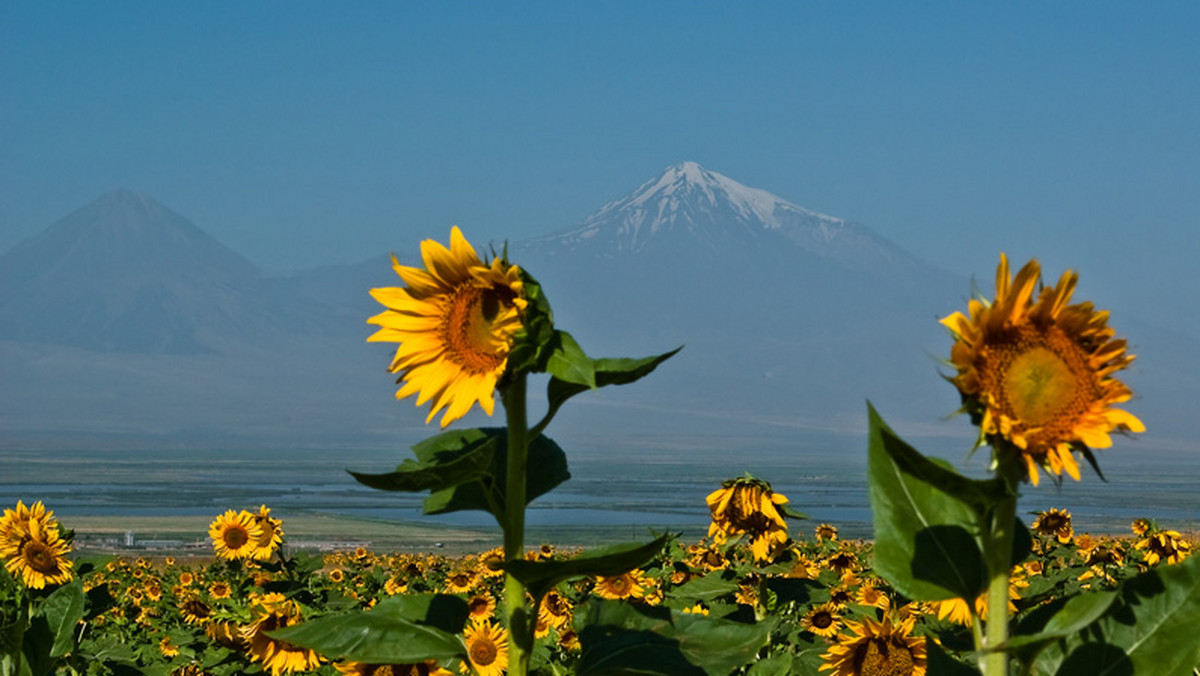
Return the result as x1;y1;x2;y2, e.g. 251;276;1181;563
7;231;1200;675
2;497;1195;675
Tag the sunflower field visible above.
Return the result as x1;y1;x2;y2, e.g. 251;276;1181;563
5;231;1200;675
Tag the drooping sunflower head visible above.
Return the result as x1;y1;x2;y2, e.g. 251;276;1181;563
368;227;530;428
250;505;284;561
1135;530;1192;566
241;592;322;675
820;614;928;676
1031;508;1074;544
208;510;263;560
705;476;790;561
941;254;1145;485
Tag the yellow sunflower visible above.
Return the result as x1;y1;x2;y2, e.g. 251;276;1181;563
463;619;509;676
2;517;74;589
250;505;284;561
0;500;57;549
593;569;648;600
178;595;213;625
801;602;844;638
941;254;1144;485
208;510;263;560
241;592;322;675
539;589;572;629
367;226;528;428
1032;508;1074;543
706;476;790;561
466;591;497;621
1135;530;1191;566
820;614;927;676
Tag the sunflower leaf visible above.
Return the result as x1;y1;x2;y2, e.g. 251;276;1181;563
576;600;777;676
501;534;670;601
41;579;85;658
268;594;468;663
546;330;596;387
1026;552;1200;676
867;402;988;601
538;347;682;434
348;431;495;493
423;431;570;523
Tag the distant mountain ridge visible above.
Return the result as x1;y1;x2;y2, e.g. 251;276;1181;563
1;165;1194;450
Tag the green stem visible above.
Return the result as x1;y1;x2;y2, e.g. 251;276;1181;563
981;451;1023;676
502;374;531;676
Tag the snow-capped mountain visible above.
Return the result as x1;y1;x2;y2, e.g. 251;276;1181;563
530;161;922;273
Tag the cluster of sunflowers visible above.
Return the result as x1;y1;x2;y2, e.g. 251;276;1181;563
2;495;1193;675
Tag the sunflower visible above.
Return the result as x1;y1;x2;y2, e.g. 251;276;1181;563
466;591;496;621
241;592;322;675
209;580;232;599
384;575;409;596
335;661;452;676
208;510;263;560
801;602;844;638
593;569;648;600
159;636;181;658
941;254;1144;485
1130;518;1152;536
1135;530;1192;566
815;523;839;542
250;505;284;561
178;595;213;625
2;517;74;589
820;614;928;676
443;568;479;594
367;226;528;428
463;619;509;676
1031;508;1074;543
706;476;790;562
0;500;57;549
539;589;572;628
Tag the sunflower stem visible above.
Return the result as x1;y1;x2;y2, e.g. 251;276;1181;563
981;452;1022;676
502;373;532;676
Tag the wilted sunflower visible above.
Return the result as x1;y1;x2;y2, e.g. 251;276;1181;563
820;614;927;676
334;661;452;676
1032;508;1074;543
1135;530;1192;566
2;517;74;589
941;254;1144;485
706;476;790;561
241;592;322;675
463;619;509;676
367;226;528;428
208;510;263;560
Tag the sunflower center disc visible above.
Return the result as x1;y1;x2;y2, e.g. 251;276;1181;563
471;638;498;665
858;638;916;676
1003;346;1078;426
444;284;508;374
225;527;249;548
25;542;57;573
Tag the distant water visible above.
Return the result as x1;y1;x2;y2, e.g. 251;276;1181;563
2;432;1196;541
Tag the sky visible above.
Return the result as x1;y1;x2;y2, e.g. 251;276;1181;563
2;1;1198;326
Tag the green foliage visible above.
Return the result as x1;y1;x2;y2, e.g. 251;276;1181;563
1028;552;1200;676
350;427;571;526
575;599;777;676
537;347;682;434
269;593;469;663
503;535;671;601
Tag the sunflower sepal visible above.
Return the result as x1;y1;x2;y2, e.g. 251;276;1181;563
266;594;470;664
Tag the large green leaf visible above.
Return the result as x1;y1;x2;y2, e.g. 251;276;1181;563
42;580;85;658
546;330;596;388
1029;553;1200;676
502;535;669;601
538;348;682;433
269;594;468;663
348;430;495;492
422;431;570;522
867;403;988;602
576;600;776;676
668;571;742;605
1008;589;1118;660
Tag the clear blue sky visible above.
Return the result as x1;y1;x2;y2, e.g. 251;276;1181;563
3;1;1198;325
